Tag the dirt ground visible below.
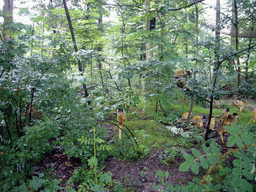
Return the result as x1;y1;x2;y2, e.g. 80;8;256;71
104;149;194;192
33;143;196;192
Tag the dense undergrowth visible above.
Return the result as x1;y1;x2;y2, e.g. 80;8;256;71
1;87;256;191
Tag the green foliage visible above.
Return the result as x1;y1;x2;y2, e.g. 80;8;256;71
152;170;185;192
178;124;256;191
111;135;150;161
27;173;62;191
0;121;58;191
159;147;184;165
68;167;113;191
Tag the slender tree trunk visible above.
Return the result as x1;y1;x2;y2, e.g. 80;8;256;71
98;15;104;90
63;0;90;103
145;0;151;60
205;0;220;141
233;0;241;88
3;0;14;144
195;4;199;71
3;0;13;41
245;38;252;82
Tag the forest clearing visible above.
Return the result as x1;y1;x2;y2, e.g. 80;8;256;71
1;0;256;191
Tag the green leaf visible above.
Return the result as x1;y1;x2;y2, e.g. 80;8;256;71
202;144;209;154
207;154;219;164
242;169;253;180
233;124;241;133
249;59;256;68
235;136;243;149
219;169;225;176
241;133;252;145
225;126;236;135
179;161;191;172
165;182;174;191
232;177;241;188
191;161;199;175
240;179;253;191
29;176;46;190
88;156;98;167
184;154;194;162
191;148;201;158
227;135;236;147
200;158;209;169
232;168;242;177
214;184;221;190
233;159;241;167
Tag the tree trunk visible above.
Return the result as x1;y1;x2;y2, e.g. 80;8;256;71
145;0;151;60
63;0;90;103
205;0;220;141
98;15;104;90
231;0;240;89
245;39;251;82
233;0;241;88
3;0;13;41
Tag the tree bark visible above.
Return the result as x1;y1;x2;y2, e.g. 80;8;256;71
145;0;151;60
205;0;220;141
62;0;90;103
233;0;241;88
3;0;13;41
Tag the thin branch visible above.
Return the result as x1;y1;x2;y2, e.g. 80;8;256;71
219;43;256;66
0;69;6;78
167;0;205;12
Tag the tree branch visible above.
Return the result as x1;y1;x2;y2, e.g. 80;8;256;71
219;43;256;66
167;0;205;12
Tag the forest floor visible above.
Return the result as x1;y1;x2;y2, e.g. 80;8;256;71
32;99;256;191
33;122;230;192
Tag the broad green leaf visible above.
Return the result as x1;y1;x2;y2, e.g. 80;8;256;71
232;177;241;188
184;154;194;162
241;133;252;145
240;179;253;191
191;148;201;158
225;126;236;135
212;146;220;154
227;135;236;147
233;124;241;133
232;167;242;177
225;167;232;173
235;136;243;149
242;169;253;180
166;182;174;191
207;154;218;164
188;182;197;188
202;144;209;154
214;184;221;190
241;123;248;132
233;159;241;167
219;169;226;176
200;158;209;169
191;161;199;175
179;161;191;172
